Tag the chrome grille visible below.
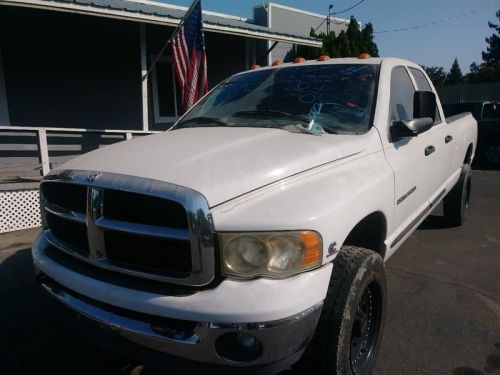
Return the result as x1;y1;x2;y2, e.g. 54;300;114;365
40;170;215;286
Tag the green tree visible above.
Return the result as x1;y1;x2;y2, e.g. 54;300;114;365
464;9;500;83
336;31;352;57
293;16;379;60
445;58;464;85
320;30;341;57
465;62;481;83
346;16;361;56
361;23;379;57
295;27;322;59
422;65;447;86
470;62;481;74
482;10;500;66
295;43;322;60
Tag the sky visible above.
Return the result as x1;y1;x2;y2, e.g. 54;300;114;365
160;0;499;73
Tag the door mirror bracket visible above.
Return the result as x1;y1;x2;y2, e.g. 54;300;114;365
391;117;433;140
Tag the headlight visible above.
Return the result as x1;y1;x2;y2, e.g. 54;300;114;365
220;231;322;278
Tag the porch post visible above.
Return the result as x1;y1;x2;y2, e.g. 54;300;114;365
267;5;273;66
0;47;10;125
37;129;50;176
140;23;149;131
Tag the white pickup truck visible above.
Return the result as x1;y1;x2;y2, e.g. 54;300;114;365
33;57;477;374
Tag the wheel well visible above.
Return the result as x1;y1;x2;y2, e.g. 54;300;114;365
343;212;387;258
464;144;473;164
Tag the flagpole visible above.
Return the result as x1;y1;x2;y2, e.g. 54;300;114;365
141;0;200;82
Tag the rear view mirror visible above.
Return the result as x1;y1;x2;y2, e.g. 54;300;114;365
391;117;433;139
414;91;436;121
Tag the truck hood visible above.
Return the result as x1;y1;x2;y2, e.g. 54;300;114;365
59;127;367;206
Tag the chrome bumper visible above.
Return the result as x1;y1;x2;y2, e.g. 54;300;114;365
40;276;322;372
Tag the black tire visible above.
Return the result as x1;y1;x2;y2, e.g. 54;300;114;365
294;246;386;375
443;164;471;226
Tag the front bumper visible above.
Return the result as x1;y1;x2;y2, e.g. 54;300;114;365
38;275;322;374
33;230;329;373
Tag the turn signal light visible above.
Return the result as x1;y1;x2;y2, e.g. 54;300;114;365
318;55;330;61
300;231;322;266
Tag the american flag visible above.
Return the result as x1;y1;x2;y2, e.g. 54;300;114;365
172;0;208;114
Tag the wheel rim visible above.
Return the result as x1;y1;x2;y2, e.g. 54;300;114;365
349;281;382;374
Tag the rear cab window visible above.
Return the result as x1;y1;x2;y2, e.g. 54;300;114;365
482;102;500;121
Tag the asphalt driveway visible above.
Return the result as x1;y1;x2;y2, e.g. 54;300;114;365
1;170;499;375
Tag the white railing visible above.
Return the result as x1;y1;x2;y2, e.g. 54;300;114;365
0;125;161;232
0;125;160;177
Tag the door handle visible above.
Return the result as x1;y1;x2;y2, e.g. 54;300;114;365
425;145;435;156
445;135;453;143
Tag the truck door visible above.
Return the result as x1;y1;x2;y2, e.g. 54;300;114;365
383;66;436;238
408;67;452;202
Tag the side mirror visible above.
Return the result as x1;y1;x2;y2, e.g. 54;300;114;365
414;91;436;121
391;117;433;139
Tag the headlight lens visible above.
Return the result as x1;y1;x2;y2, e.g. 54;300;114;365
224;235;269;275
220;231;322;278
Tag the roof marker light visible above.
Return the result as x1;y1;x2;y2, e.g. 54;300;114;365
294;57;306;63
272;60;283;66
358;53;371;59
249;64;261;70
318;55;330;61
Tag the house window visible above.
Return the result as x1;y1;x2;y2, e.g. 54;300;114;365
151;55;181;123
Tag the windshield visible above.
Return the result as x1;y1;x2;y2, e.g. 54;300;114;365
174;63;379;134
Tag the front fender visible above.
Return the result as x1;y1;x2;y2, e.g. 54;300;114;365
210;149;394;265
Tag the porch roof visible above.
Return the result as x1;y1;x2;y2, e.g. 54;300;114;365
0;0;323;47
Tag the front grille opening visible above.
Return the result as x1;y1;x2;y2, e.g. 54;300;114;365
41;182;87;213
43;245;201;295
104;231;192;276
103;190;188;229
46;213;89;256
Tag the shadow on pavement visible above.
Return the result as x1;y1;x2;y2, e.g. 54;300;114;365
418;214;456;230
0;247;144;374
471;157;500;172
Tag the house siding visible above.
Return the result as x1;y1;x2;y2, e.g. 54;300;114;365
0;7;143;130
253;5;349;64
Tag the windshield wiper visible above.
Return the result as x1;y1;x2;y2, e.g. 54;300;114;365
234;110;310;124
322;124;359;135
175;116;230;129
322;126;343;134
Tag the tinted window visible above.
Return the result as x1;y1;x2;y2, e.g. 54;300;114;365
409;67;442;124
389;67;415;125
409;68;432;91
177;64;379;134
482;102;500;121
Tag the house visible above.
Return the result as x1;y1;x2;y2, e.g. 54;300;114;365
0;0;351;233
0;0;329;131
254;3;349;65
